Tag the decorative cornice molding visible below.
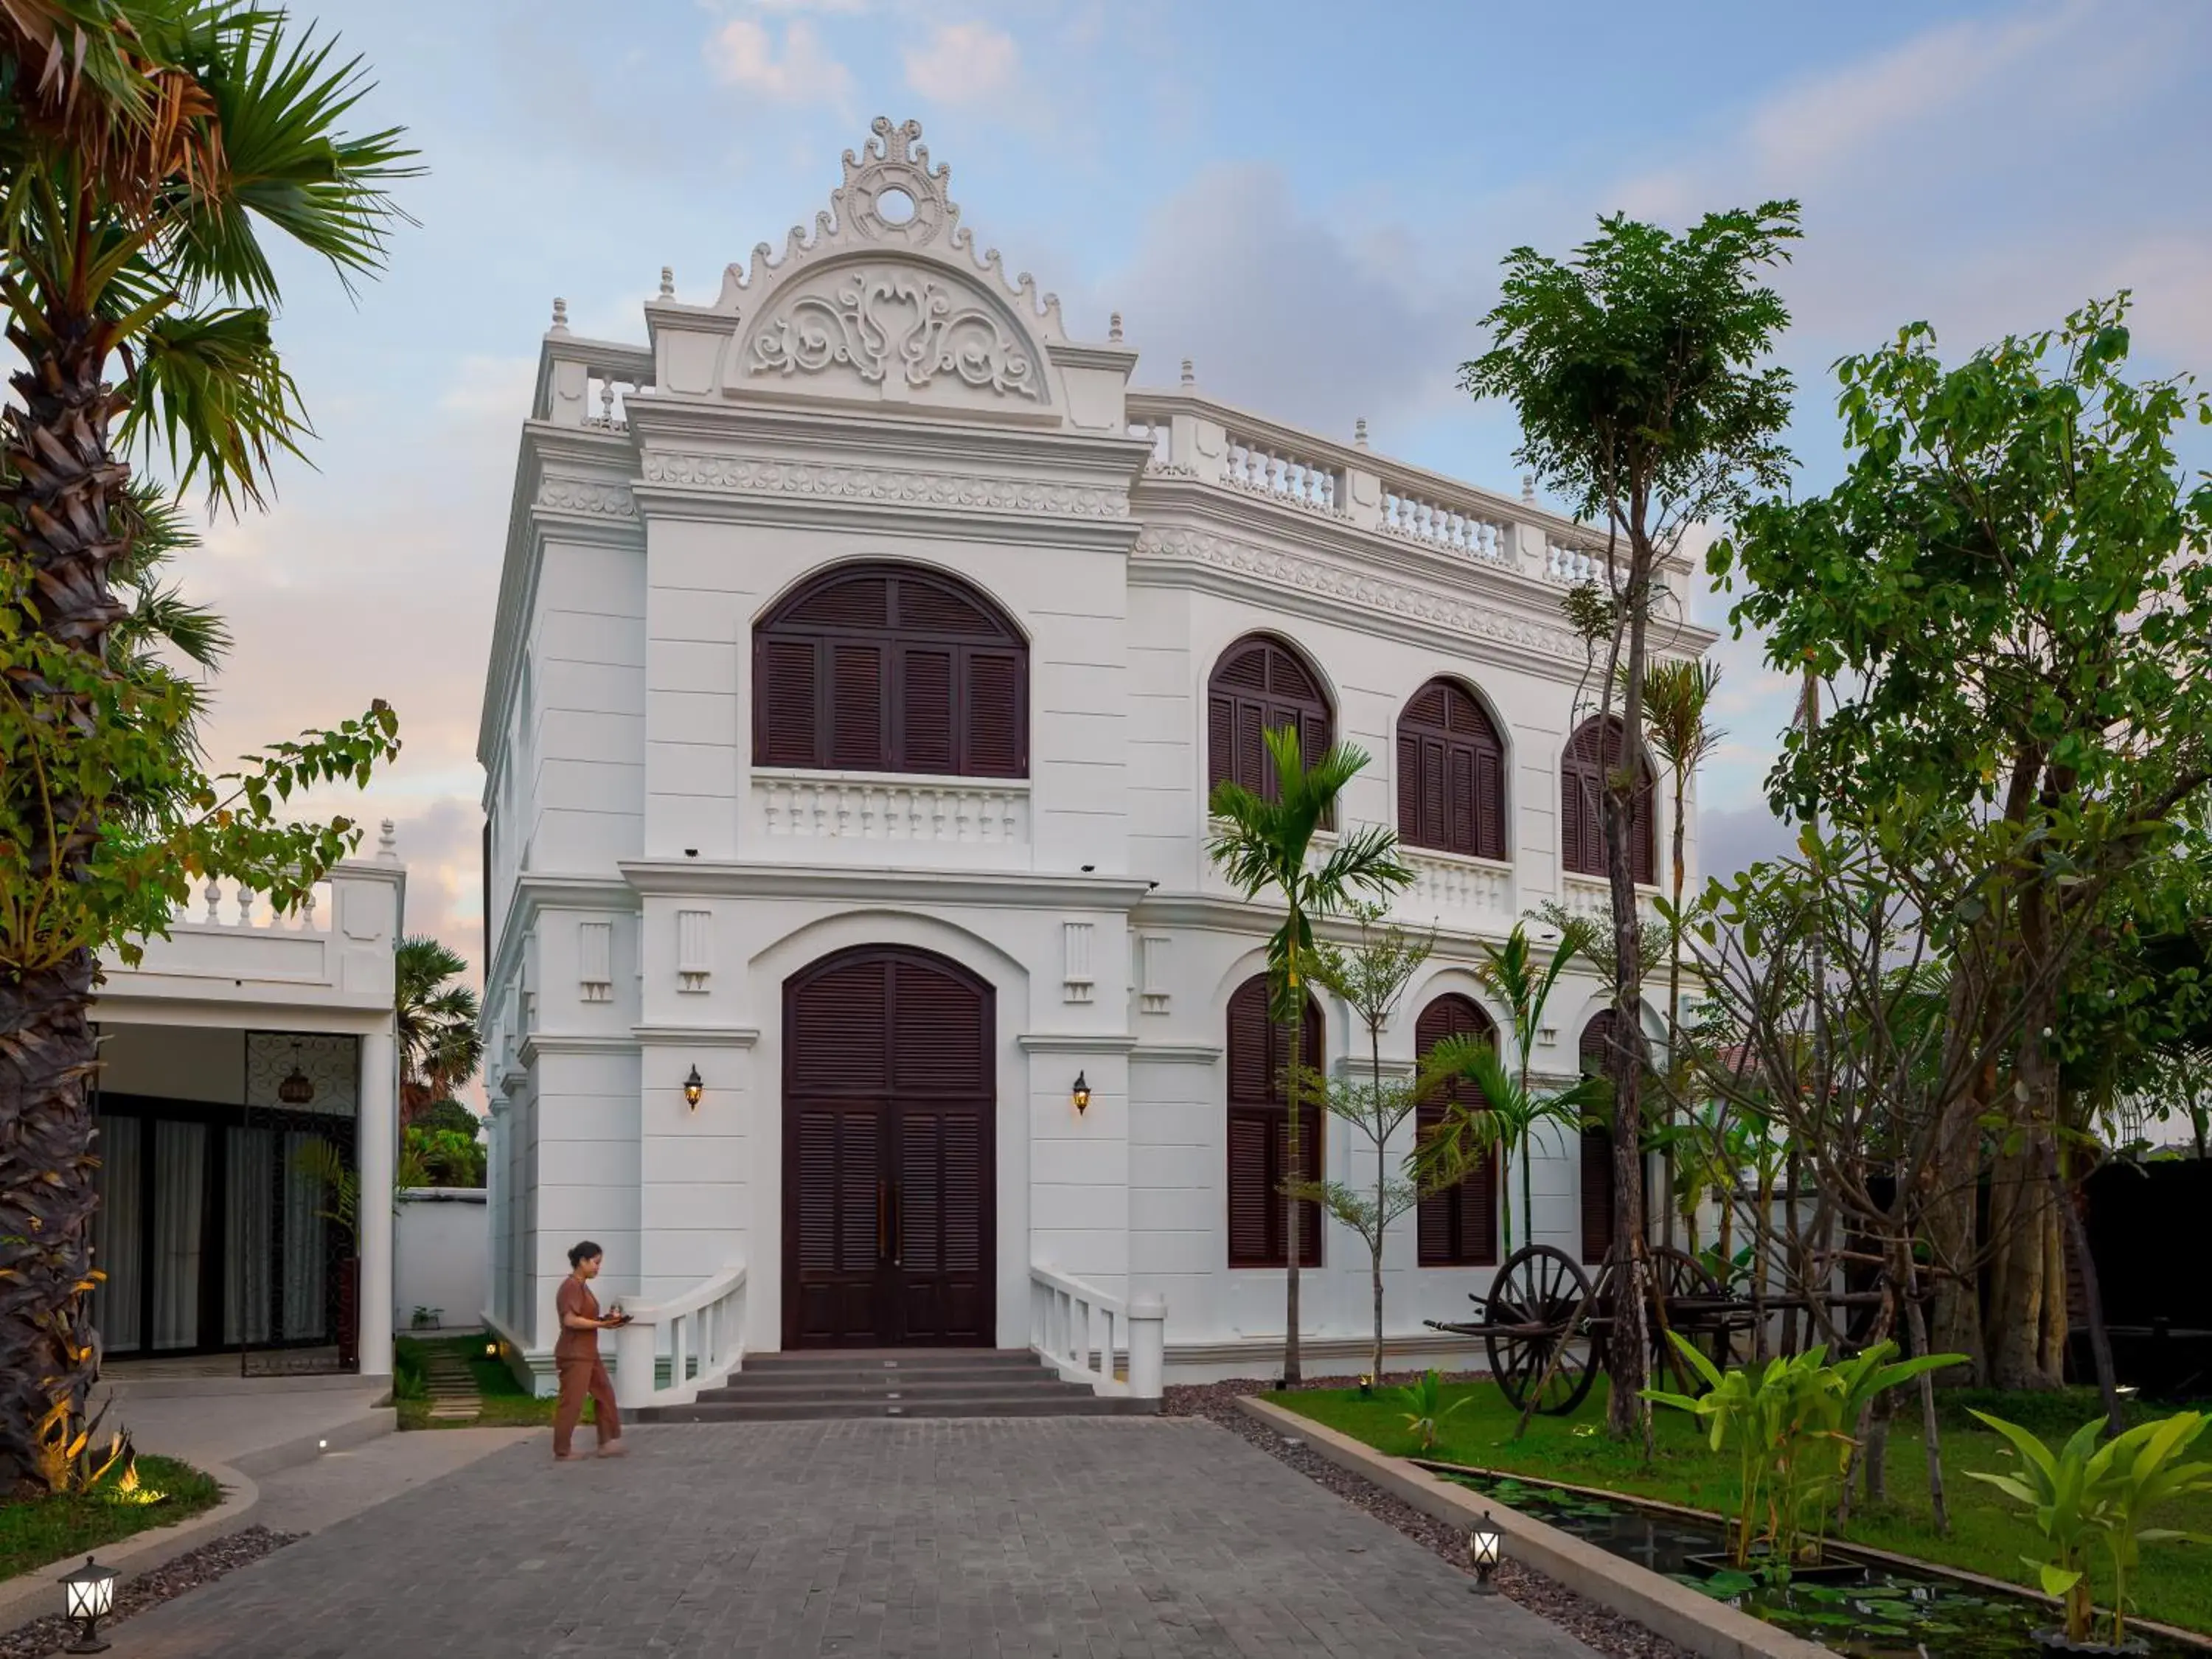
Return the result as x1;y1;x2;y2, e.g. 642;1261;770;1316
1133;526;1585;661
1016;1032;1138;1055
535;474;637;518
639;451;1126;519
619;858;1153;913
1129;1043;1223;1065
633;1023;760;1048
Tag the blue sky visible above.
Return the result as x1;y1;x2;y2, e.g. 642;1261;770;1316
190;0;2212;970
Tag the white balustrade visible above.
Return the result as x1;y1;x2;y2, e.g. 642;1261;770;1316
1561;872;1661;933
1222;429;1343;515
1380;481;1511;561
1546;539;1604;583
754;769;1029;847
1028;1265;1165;1400
192;878;332;933
612;1262;748;1410
1127;416;1171;470
1398;848;1514;928
585;375;636;433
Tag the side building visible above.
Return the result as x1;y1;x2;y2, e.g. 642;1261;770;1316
477;116;1711;1391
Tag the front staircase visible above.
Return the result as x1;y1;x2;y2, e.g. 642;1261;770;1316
631;1349;1156;1423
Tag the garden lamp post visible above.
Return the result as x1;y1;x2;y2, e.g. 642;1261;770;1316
1467;1515;1502;1595
61;1556;119;1652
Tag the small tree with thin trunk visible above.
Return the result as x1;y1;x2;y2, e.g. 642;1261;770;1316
1461;202;1800;1440
1302;904;1444;1385
1209;726;1411;1385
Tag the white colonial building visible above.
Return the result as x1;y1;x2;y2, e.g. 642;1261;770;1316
478;118;1711;1397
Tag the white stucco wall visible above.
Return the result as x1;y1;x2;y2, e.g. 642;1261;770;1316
395;1188;490;1333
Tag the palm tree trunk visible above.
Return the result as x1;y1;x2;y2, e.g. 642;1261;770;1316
1282;986;1304;1387
0;314;133;1489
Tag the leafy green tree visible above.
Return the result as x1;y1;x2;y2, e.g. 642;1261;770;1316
412;1096;484;1142
0;6;414;1488
1209;726;1411;1384
1711;296;2212;1390
1464;202;1798;1439
395;935;483;1126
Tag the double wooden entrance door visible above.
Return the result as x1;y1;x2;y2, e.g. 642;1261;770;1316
782;946;995;1348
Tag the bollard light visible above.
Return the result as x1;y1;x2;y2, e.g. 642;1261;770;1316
683;1065;704;1110
62;1555;119;1652
1467;1513;1502;1595
1071;1071;1091;1115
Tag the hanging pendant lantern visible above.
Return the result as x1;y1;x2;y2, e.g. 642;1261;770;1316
278;1041;316;1107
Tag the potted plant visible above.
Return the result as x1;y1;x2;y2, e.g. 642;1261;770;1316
1966;1408;2212;1654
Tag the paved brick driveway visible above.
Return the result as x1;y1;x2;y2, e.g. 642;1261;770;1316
110;1418;1599;1658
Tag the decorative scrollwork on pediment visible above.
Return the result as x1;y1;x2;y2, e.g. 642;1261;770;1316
748;265;1045;403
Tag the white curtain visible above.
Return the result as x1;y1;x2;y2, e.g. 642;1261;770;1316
282;1131;328;1340
91;1115;142;1354
224;1128;273;1346
150;1120;206;1350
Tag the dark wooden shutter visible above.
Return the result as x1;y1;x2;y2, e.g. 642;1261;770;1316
1208;636;1332;804
1416;994;1499;1266
898;647;954;773
1225;975;1324;1268
1563;716;1654;881
830;644;885;769
790;958;888;1092
1397;678;1506;860
964;650;1023;776
892;959;986;1093
754;563;1026;780
757;638;821;766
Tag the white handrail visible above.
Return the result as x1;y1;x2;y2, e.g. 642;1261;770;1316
1028;1265;1166;1400
612;1262;747;1410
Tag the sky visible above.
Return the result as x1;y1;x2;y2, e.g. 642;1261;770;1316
178;0;2212;987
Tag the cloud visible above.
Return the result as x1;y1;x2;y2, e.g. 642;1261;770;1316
902;22;1020;105
1700;802;1799;883
703;17;855;107
1099;163;1471;439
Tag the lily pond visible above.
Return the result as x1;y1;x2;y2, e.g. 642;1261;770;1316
1433;1469;2208;1658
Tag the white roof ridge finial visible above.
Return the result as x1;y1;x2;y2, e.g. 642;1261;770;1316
658;266;675;300
550;296;569;333
1521;471;1537;506
1108;311;1123;343
1180;358;1195;389
377;819;399;862
1354;417;1369;451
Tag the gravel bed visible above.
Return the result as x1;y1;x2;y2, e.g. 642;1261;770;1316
1165;1378;1698;1659
0;1526;299;1659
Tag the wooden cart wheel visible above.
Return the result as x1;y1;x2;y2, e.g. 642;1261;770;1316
1647;1244;1723;1380
1484;1244;1600;1416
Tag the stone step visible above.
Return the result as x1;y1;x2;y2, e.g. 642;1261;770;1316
734;1350;1064;1378
636;1390;1155;1424
692;1372;1093;1405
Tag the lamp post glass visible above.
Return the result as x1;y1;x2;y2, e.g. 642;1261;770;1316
682;1065;703;1110
1468;1514;1502;1594
62;1555;118;1652
1071;1071;1091;1114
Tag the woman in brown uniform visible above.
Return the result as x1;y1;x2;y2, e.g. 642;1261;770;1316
553;1239;628;1461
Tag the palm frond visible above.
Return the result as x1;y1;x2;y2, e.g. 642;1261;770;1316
122;301;310;507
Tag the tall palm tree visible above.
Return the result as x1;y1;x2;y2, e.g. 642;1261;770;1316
395;936;482;1125
1209;726;1411;1383
1638;660;1725;1248
0;6;412;1485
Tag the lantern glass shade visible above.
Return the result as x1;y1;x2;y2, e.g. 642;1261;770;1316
63;1556;116;1621
1470;1512;1503;1569
277;1054;315;1107
682;1065;704;1110
1071;1071;1091;1114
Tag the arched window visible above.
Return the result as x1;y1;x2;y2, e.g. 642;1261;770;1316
1397;678;1507;861
1415;993;1499;1267
1560;715;1655;882
1225;975;1324;1268
1576;1009;1655;1266
754;562;1026;777
1208;634;1332;801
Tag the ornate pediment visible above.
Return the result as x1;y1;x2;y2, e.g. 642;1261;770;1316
745;261;1045;406
712;115;1066;392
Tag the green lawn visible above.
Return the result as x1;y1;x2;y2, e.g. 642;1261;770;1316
1276;1380;2212;1637
393;1332;576;1432
0;1455;223;1580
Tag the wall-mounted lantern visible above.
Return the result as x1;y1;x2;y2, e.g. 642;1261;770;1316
1071;1071;1091;1116
682;1065;704;1111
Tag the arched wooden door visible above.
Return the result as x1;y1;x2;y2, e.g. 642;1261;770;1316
783;946;995;1348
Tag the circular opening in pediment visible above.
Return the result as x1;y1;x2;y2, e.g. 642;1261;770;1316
873;186;918;226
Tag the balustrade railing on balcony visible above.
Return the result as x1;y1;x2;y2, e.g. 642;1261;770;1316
1379;481;1511;563
1222;428;1343;515
1399;847;1514;928
1560;872;1662;933
192;878;333;933
754;768;1029;849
